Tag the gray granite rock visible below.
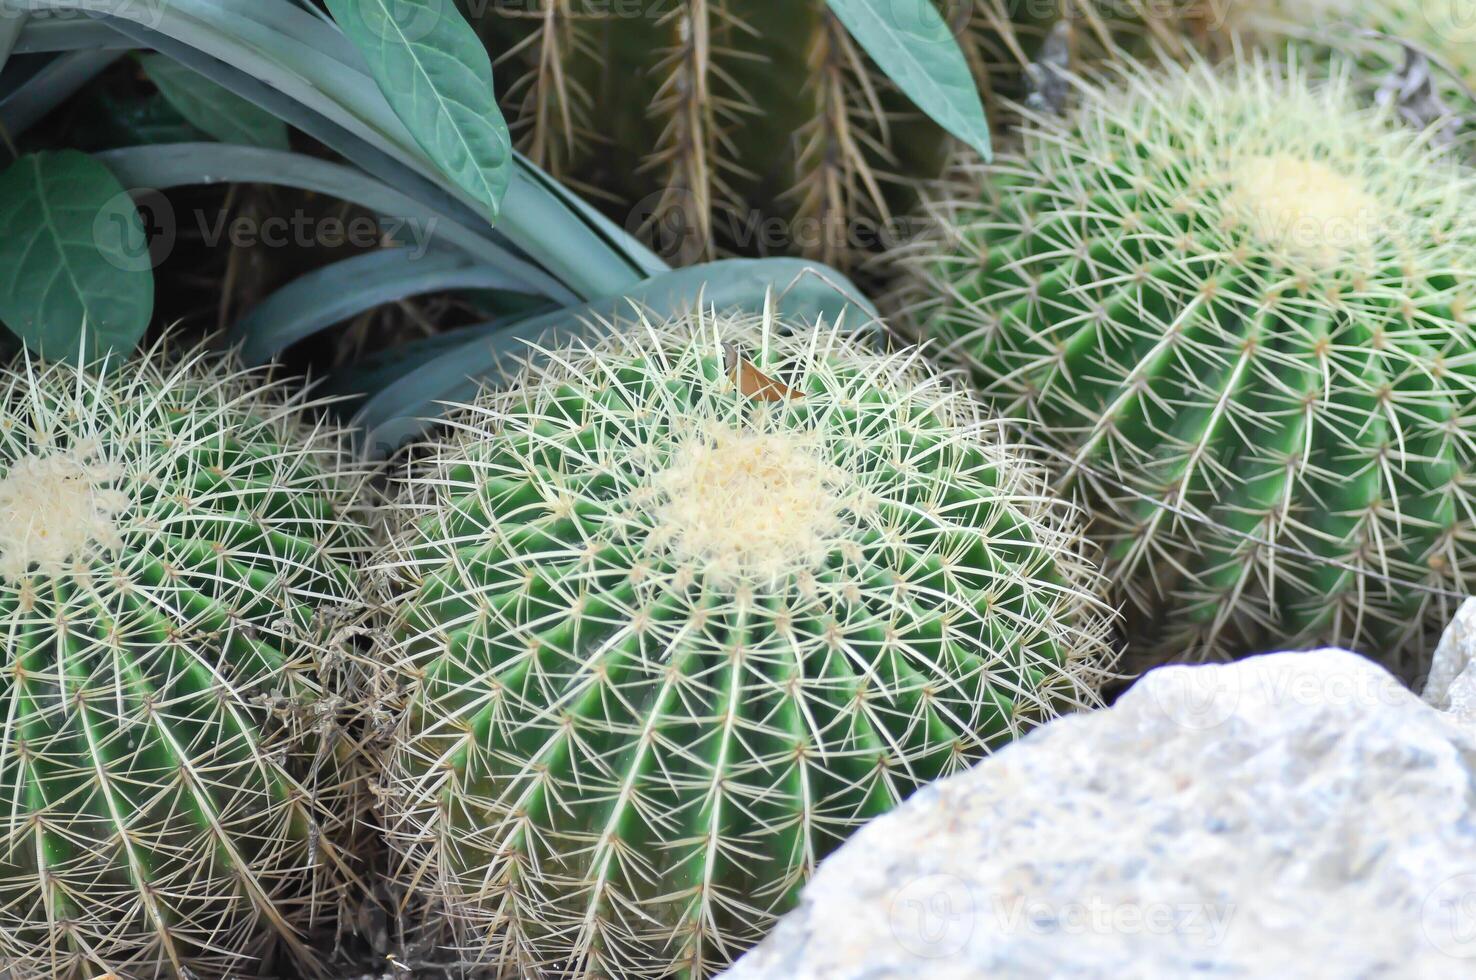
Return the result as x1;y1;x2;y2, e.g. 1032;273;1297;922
721;649;1476;979
1424;597;1476;729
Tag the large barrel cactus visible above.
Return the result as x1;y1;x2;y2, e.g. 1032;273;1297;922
0;342;370;978
901;54;1476;675
374;308;1113;977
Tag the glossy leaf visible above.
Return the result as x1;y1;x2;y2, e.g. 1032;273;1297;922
324;0;511;221
826;0;991;161
0;151;153;361
139;53;290;149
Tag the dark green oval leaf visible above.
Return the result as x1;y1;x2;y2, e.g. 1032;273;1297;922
139;53;290;150
0;151;153;362
325;0;511;222
826;0;992;161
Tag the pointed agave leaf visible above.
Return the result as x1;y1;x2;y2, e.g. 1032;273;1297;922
0;49;121;136
325;0;511;222
7;17;125;55
513;153;668;279
351;257;878;452
12;1;645;298
139;53;290;150
95;142;572;301
0;12;25;71
230;247;540;364
825;0;992;161
0;151;153;361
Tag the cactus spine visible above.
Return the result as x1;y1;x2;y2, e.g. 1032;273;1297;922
0;342;370;979
901;54;1476;675
374;308;1113;977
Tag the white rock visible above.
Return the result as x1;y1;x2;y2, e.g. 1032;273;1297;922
1423;597;1476;729
721;650;1476;979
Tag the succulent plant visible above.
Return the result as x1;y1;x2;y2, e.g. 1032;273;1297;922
373;307;1113;977
900;53;1476;675
476;1;1198;270
0;341;371;979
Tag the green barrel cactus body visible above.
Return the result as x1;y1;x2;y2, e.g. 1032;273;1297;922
904;55;1476;674
0;344;370;978
375;310;1112;977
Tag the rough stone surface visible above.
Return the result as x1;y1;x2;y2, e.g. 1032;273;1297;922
1424;597;1476;729
721;649;1476;979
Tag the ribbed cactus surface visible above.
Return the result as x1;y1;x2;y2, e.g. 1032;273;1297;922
903;54;1476;675
374;309;1113;978
0;343;370;979
477;0;1183;268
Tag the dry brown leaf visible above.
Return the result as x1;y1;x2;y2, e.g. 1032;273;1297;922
723;342;804;401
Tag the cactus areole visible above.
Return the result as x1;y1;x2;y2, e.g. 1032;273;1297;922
904;54;1476;674
0;343;368;979
376;309;1112;978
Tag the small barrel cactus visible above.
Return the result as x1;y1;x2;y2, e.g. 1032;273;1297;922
373;308;1113;977
900;54;1476;675
0;342;370;978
